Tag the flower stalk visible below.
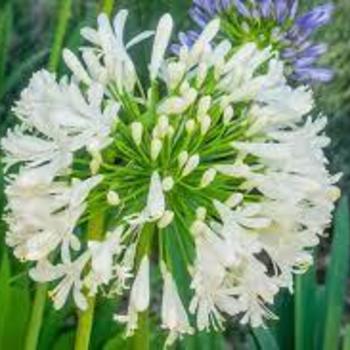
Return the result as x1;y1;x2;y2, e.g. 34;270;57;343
24;284;48;350
74;212;105;350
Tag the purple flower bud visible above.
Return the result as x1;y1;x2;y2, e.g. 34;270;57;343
258;0;272;18
233;0;251;17
296;4;334;35
294;67;334;82
275;0;288;23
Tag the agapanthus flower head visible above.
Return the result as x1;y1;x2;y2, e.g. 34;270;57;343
1;9;339;345
176;0;334;83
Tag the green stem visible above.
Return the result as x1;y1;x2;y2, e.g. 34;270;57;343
101;0;115;17
48;0;72;72
131;311;150;350
25;284;48;350
129;224;154;350
74;212;105;350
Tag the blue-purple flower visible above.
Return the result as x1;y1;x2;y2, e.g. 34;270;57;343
175;0;334;83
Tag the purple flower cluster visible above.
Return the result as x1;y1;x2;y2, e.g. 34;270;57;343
176;0;334;83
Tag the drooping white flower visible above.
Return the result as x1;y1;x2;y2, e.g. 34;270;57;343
88;226;124;293
161;265;193;346
115;256;150;336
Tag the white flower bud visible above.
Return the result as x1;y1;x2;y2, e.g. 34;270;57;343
178;151;189;169
196;207;207;221
180;81;190;95
151;138;163;161
214;57;225;79
162;177;174;192
107;190;121;206
131;122;143;146
90;159;101;175
197;96;212;120
158;115;169;138
167;62;186;90
182;154;200;177
196;62;208;87
223;106;234;125
185;119;196;134
150;14;174;81
225;193;244;208
158;210;175;229
89;151;102;175
167;126;175;138
200;168;217;188
157;97;188;115
200;115;211;135
183;88;198;106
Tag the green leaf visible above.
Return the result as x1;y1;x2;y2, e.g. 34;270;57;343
343;324;350;350
294;264;317;350
273;290;294;350
252;327;279;350
0;2;12;94
48;0;73;72
1;277;31;349
322;196;350;350
0;250;11;346
52;331;75;350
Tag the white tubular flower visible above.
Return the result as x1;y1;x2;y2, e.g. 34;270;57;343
115;256;150;336
2;9;338;340
161;265;194;346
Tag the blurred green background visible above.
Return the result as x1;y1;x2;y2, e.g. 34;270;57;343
0;0;350;349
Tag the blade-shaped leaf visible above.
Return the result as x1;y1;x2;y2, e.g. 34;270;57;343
295;264;317;350
322;196;350;350
252;327;279;350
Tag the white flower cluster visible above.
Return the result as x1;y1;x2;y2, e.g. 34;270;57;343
1;10;339;345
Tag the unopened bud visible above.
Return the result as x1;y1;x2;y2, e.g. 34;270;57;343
162;177;174;192
197;62;208;87
158;210;175;229
182;154;200;177
197;96;211;120
200;115;211;135
89;152;102;175
225;193;244;208
178;151;189;169
151;138;163;160
223;106;234;125
107;190;120;206
131;122;143;146
196;207;207;221
200;168;217;188
186;119;196;134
